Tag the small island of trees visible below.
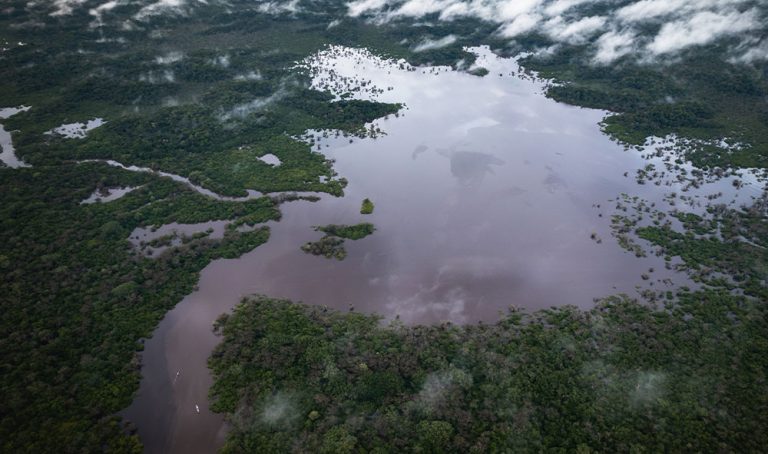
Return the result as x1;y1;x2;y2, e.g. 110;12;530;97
301;223;375;260
360;198;375;214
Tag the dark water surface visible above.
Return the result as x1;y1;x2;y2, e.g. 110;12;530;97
122;46;761;453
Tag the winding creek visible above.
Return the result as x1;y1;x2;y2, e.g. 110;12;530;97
84;160;268;201
119;46;764;453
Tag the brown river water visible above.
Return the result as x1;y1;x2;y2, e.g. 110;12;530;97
120;46;763;453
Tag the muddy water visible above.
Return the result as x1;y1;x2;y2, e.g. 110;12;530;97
122;47;763;453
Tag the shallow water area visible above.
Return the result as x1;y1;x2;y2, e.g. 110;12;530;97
0;106;32;168
83;159;265;200
257;153;281;166
124;46;764;453
81;186;138;204
48;118;106;138
129;221;231;256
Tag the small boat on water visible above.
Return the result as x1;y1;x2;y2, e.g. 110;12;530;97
195;404;200;413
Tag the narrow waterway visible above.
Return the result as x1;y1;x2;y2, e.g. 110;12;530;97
122;46;764;453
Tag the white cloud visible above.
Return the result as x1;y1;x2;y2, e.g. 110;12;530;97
647;8;761;55
413;34;458;52
499;13;540;38
258;0;301;14
51;0;88;16
439;2;469;19
29;0;768;66
617;0;753;23
212;54;230;67
219;88;287;121
89;0;120;19
544;0;592;16
395;0;447;16
348;0;389;17
594;29;636;64
497;0;544;21
616;0;684;22
234;70;263;81
134;0;186;20
544;15;606;44
730;39;768;63
155;51;184;65
345;0;768;64
139;69;175;83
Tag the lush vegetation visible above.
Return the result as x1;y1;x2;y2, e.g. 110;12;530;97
641;198;768;301
608;191;768;301
360;198;375;215
515;41;768;169
210;292;768;453
301;223;375;259
0;8;403;196
301;236;348;260
0;163;277;452
316;222;375;240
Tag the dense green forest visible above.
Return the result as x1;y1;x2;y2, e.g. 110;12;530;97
0;163;277;452
316;223;375;240
210;291;768;453
301;235;349;260
1;0;767;451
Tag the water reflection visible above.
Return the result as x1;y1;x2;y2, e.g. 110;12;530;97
543;167;568;193
437;147;505;186
124;45;765;454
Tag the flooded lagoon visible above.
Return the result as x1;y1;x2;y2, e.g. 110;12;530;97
47;117;106;139
123;47;764;453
